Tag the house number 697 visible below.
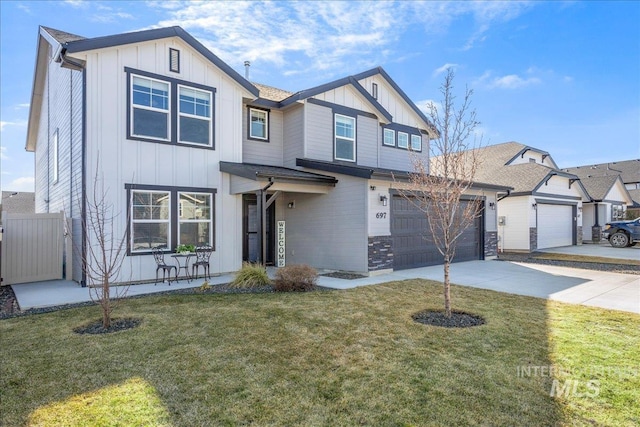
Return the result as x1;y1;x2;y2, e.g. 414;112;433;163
376;212;387;219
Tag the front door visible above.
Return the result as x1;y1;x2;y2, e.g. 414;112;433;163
243;194;275;264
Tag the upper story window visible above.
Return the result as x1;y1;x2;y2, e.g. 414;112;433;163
397;132;409;149
126;67;216;149
249;108;269;141
410;134;422;151
335;114;356;162
52;128;59;184
383;128;395;146
132;76;170;140
178;86;211;145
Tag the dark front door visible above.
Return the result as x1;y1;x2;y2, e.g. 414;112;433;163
243;194;275;264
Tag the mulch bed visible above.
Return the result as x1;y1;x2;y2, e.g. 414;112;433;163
321;272;368;280
412;310;485;328
497;252;639;275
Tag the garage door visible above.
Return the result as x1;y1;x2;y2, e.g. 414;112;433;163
537;203;575;249
391;196;482;270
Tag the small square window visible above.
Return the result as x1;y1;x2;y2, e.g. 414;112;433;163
169;48;180;73
397;132;408;149
410;134;422;151
383;128;395;146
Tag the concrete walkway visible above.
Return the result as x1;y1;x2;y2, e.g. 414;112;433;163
11;258;640;314
538;243;640;260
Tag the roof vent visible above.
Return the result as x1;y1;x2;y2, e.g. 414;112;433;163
244;61;250;80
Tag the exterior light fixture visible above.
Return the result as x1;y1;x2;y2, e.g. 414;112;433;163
379;195;388;206
532;203;537;210
489;202;495;210
288;201;295;209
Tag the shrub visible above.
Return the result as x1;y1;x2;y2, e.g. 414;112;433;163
230;263;271;289
274;264;318;292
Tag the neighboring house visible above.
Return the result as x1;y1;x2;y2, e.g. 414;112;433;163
1;192;36;218
26;25;506;285
459;142;589;252
564;160;640;232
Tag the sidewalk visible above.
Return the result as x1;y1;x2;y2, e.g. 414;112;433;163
10;259;640;314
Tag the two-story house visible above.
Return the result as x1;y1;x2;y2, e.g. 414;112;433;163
26;25;506;285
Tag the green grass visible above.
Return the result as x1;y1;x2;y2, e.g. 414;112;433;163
1;280;638;426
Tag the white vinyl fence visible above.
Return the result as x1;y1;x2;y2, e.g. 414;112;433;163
1;212;66;285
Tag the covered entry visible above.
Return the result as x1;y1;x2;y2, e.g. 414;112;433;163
220;162;337;264
391;195;483;270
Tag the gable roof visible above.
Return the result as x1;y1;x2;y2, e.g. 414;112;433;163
563;159;640;185
279;73;393;122
26;25;260;151
442;142;585;196
628;189;640;208
577;175;632;202
253;83;293;102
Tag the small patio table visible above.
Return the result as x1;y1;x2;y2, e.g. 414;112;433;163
171;253;194;282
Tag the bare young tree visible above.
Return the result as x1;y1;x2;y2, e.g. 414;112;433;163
78;162;130;329
403;68;483;318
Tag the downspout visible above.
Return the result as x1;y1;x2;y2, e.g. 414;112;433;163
81;68;87;286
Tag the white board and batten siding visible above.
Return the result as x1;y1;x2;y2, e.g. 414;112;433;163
69;37;250;282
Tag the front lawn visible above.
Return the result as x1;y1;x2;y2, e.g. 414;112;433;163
1;280;638;426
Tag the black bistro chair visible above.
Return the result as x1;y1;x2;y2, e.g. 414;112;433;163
192;246;213;280
152;246;177;285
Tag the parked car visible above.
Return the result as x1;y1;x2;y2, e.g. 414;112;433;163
603;218;640;247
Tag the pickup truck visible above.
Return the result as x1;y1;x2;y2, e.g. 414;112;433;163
603;217;640;248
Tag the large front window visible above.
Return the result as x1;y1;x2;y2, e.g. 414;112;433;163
179;86;211;145
131;76;170;140
335;114;356;162
127;185;216;254
131;190;171;251
178;192;212;246
249;108;268;140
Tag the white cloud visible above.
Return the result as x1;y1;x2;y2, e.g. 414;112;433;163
0;146;8;160
433;63;458;77
145;1;535;80
416;99;442;116
64;0;86;8
0;120;27;131
474;71;541;89
4;177;34;192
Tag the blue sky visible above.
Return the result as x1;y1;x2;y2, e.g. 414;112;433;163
1;0;639;192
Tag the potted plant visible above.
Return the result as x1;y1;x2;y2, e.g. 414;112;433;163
175;244;196;254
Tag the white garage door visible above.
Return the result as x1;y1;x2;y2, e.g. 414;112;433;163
537;204;574;249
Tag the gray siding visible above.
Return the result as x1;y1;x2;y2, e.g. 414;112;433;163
283;105;304;168
305;102;333;162
379;133;429;171
242;106;284;166
282;173;368;273
33;45;84;282
356;115;378;167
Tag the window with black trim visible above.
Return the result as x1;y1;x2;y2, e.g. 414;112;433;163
248;107;269;140
132;75;170;140
335;114;356;162
126;67;216;148
410;134;422;151
127;184;216;254
397;131;408;149
383;128;395;146
52;128;59;184
372;82;378;99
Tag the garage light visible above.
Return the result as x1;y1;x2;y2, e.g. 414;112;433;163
379;195;388;206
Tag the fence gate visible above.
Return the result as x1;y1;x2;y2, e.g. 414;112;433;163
1;212;65;285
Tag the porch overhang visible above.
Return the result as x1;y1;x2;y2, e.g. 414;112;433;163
220;161;338;195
